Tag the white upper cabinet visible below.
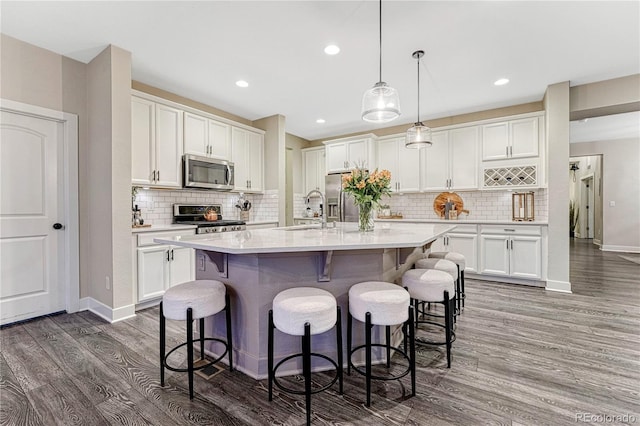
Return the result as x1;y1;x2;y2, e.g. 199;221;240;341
184;111;231;160
324;135;376;173
183;112;208;157
131;96;183;188
209;120;231;159
482;115;540;161
377;137;420;193
421;126;478;191
231;127;264;192
302;147;325;194
131;96;155;185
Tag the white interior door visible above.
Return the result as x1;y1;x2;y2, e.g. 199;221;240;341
1;110;65;324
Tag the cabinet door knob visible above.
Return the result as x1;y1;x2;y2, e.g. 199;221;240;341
53;223;64;230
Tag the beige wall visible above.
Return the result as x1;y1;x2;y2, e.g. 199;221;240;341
1;34;134;310
0;34;93;299
570;74;640;120
544;82;571;292
571;138;640;251
253;115;286;225
86;45;133;309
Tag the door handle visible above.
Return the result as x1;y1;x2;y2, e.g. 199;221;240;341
53;223;64;230
156;170;159;181
170;249;174;261
506;240;509;250
166;250;171;262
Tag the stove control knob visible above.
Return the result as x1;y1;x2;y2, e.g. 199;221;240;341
212;227;218;233
220;227;227;232
205;228;212;234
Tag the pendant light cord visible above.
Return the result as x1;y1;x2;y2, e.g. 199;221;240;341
379;0;382;82
416;55;420;122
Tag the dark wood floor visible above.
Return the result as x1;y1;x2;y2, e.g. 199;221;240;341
2;239;639;425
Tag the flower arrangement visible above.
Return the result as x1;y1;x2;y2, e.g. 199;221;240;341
342;167;392;231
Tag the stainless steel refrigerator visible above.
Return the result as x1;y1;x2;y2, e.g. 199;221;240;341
325;172;358;223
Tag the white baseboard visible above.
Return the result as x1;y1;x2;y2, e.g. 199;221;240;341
79;297;136;323
600;245;640;254
545;280;572;293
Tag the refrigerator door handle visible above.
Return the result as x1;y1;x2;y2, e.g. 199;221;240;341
339;190;344;221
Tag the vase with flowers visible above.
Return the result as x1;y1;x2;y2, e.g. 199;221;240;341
341;166;392;232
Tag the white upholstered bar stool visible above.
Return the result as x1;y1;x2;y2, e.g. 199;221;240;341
347;281;415;407
415;257;461;319
428;251;466;312
268;287;343;426
402;269;456;368
160;279;233;400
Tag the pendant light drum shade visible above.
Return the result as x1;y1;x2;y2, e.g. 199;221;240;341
406;122;432;148
361;0;401;123
362;82;401;123
405;50;432;149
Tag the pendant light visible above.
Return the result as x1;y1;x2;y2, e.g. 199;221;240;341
405;50;432;149
361;0;400;123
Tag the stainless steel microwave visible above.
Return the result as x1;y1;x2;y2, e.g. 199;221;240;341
183;154;234;190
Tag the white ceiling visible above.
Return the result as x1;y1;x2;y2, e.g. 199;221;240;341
2;1;638;141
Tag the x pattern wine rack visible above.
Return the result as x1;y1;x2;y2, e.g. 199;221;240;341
483;165;537;187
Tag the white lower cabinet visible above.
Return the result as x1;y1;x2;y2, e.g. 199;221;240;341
134;229;195;305
479;225;542;280
429;225;478;274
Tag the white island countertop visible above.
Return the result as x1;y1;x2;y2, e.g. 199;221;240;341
154;222;456;254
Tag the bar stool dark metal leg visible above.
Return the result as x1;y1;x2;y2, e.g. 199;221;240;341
268;309;274;401
347;313;352;376
199;318;205;361
225;293;233;371
336;307;343;394
365;312;372;407
444;291;452;368
461;270;466;309
302;323;312;426
160;302;165;387
385;325;391;368
408;306;416;397
186;308;194;399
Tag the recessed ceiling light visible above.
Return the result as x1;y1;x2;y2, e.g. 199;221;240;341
316;119;326;124
494;78;510;86
235;80;249;88
324;45;340;55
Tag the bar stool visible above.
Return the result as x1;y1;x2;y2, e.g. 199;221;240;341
268;287;343;426
416;257;461;318
347;281;415;407
428;251;466;311
160;279;233;400
402;269;456;368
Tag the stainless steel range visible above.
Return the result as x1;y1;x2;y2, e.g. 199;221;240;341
173;204;246;234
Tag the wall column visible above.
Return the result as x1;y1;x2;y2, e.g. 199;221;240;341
544;82;571;292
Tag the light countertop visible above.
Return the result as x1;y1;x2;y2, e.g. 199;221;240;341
131;224;197;233
154;222;456;255
375;218;548;226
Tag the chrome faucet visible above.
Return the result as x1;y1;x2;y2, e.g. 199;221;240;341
305;189;327;229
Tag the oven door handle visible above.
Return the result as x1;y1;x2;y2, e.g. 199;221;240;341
226;164;232;186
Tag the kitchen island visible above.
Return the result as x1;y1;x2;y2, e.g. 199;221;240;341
155;222;455;379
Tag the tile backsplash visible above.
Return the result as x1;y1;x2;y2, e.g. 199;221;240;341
134;188;547;224
381;189;548;221
133;189;279;224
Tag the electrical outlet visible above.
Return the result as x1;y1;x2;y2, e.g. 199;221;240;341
146;201;154;212
105;276;111;290
609;201;616;207
198;254;206;271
